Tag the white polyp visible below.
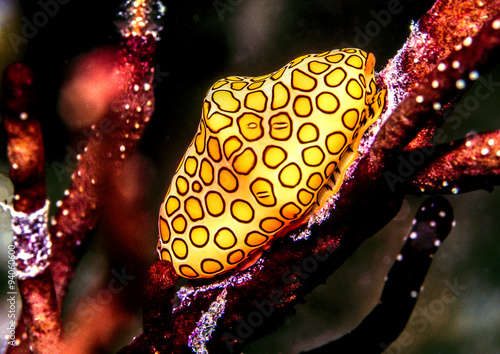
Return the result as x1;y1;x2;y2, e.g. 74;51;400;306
433;102;442;110
291;228;311;241
469;71;479;81
396;254;403;261
176;259;263;312
409;231;418;239
437;63;447;71
439;210;446;218
493;19;500;30
0;200;52;280
452;60;460;69
410;290;419;299
488;139;495;146
415;95;424;103
481;148;490;156
434;239;441;247
456;79;466;89
188;288;228;354
463;36;473;47
465;140;472;147
431;80;439;89
133;84;140;92
429;220;437;227
118;0;166;39
19;112;28;120
442;180;449;187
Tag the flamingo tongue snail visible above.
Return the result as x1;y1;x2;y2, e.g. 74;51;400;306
157;48;387;278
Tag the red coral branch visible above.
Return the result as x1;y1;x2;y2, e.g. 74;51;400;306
48;32;157;307
1;1;161;352
406;130;500;194
2;63;46;213
119;260;178;354
1;64;62;353
368;2;500;174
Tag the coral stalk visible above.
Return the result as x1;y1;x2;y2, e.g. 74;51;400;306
406;131;500;194
2;63;63;353
48;32;157;306
1;0;163;352
304;197;454;353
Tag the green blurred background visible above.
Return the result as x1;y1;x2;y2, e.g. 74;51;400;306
0;0;499;353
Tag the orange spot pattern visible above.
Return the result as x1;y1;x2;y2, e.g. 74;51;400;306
158;48;387;278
